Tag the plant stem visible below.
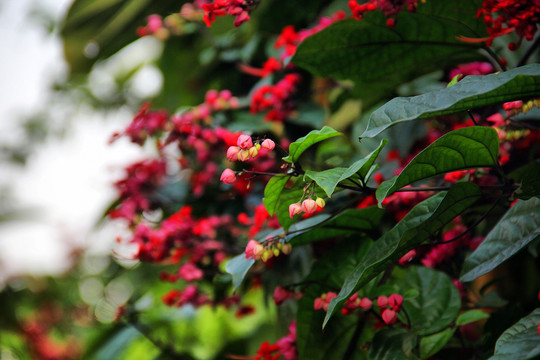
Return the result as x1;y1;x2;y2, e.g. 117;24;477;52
517;35;540;67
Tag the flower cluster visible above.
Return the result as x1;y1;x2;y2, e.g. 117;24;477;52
110;102;168;145
108;159;167;223
202;0;260;27
273;286;303;306
477;0;540;48
250;74;302;122
289;197;325;219
252;321;298;360
245;239;292;262
349;0;420;27
448;62;494;81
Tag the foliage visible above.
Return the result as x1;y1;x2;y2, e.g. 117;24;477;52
3;0;540;359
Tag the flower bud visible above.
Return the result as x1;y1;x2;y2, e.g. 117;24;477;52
281;243;292;255
273;248;280;257
382;309;397;325
220;169;236;184
359;297;372;311
388;294;403;311
301;199;317;214
237;134;253;149
248;146;258;158
255;143;261;150
261;139;275;150
238;149;250;161
245;240;264;260
226;146;241;161
289;203;302;219
315;197;325;208
261;249;273;262
377;295;388;308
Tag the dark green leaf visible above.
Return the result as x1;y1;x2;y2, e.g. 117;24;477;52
324;182;481;327
399;267;461;336
460;197;540;282
293;0;486;99
290;207;385;246
509;161;540;200
369;328;417;360
305;140;388;197
456;310;490;326
363;64;540;137
419;328;455;359
376;127;499;205
262;175;291;216
283;126;342;163
225;254;255;292
489;308;540;360
297;239;372;360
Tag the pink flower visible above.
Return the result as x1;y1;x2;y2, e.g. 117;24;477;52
289;203;302;219
261;139;276;150
273;286;294;306
245;239;264;260
382;309;397;325
237;134;253;149
178;263;204;281
220;168;236;184
301;199;317;214
359;297;373;310
398;249;416;265
377;295;388;308
388;294;403;311
226;146;241;161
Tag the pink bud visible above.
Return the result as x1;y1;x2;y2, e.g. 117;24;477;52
237;134;253;149
245;240;264;260
238;149;250;162
382;309;397;325
219;90;232;101
273;286;293;306
377;295;388;308
388;294;403;311
359;297;372;310
226;146;241;161
220;169;236;184
289;203;302;219
261;139;275;150
398;249;416;265
301;199;317;214
178;263;203;281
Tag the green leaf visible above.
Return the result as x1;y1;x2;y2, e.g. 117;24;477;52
455;310;490;326
296;239;372;360
509;161;540;200
369;328;417;360
460;197;540;282
93;326;141;360
262;175;291;216
225;254;255;292
363;64;540;137
419;328;455;359
290;207;385;246
283;126;342;163
489;308;540;360
399;267;461;336
324;182;481;327
304;139;388;197
293;0;486;99
376;127;499;205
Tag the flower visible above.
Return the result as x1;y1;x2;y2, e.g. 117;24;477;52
237;134;253;149
220;168;236;184
245;240;264;260
261;139;276;150
382;309;397;325
289;203;302;219
301;199;317;214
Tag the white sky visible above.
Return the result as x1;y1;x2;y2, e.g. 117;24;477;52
0;0;157;283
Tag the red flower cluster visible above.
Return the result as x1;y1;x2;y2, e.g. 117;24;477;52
111;102;168;145
251;74;301;122
349;0;420;27
477;0;540;48
108;159;167;223
202;0;260;27
253;321;298;360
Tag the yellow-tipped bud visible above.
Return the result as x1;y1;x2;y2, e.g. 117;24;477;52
316;197;326;208
281;243;292;255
